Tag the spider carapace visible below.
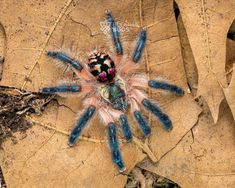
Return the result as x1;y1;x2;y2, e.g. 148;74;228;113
41;10;185;172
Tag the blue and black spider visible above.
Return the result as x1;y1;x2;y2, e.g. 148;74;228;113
40;10;184;172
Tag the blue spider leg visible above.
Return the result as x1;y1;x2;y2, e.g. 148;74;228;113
119;114;133;142
68;105;96;146
148;80;184;96
107;122;126;172
133;111;151;136
40;85;81;94
132;29;147;63
47;51;83;71
105;10;123;55
142;99;172;131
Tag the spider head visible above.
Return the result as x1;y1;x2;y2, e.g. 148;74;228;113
88;51;116;82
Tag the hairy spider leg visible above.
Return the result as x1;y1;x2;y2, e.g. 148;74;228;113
47;51;83;71
40;85;81;94
119;114;133;142
132;29;147;63
128;91;151;137
106;10;123;55
148;80;184;96
107;122;126;172
68;105;96;146
133;110;151;136
142;99;172;131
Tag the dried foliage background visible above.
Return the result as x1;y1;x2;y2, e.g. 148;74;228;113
0;0;234;187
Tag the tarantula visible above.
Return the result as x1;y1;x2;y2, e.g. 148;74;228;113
40;10;184;172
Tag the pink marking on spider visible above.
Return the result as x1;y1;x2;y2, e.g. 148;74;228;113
119;57;139;76
108;68;115;77
128;74;148;87
74;66;95;81
129;88;147;102
130;98;140;113
83;96;100;108
99;71;108;81
98;107;115;125
81;84;95;94
109;52;122;68
108;107;123;121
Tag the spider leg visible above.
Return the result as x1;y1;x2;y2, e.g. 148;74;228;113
98;106;126;171
130;88;172;131
133;110;151;136
106;10;123;55
132;29;146;63
102;104;133;142
119;114;133;142
47;51;83;71
128;75;184;96
130;98;151;137
68;105;96;146
40;82;94;97
40;84;81;94
148;80;184;96
107;122;126;172
118;30;146;75
142;99;172;131
47;51;94;81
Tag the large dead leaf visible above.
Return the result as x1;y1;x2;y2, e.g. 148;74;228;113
176;0;235;123
0;0;224;187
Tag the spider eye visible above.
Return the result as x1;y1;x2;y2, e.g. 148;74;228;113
88;51;116;82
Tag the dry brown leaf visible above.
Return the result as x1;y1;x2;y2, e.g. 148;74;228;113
176;0;235;123
139;100;235;188
224;38;235;120
0;0;206;187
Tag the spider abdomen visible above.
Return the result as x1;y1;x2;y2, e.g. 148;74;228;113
108;83;128;111
99;81;128;112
